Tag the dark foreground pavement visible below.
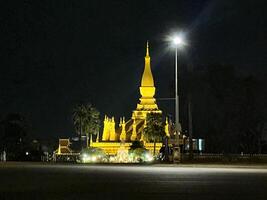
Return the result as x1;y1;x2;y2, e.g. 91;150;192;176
0;162;267;200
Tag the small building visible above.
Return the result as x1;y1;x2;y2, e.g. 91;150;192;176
54;139;79;161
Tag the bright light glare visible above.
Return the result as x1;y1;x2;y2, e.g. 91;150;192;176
82;154;88;159
166;32;186;48
145;153;154;162
82;153;91;163
91;156;97;162
173;37;183;45
81;153;99;163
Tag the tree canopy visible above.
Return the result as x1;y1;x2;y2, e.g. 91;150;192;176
177;64;267;153
73;103;100;148
0;113;30;160
73;103;100;137
143;113;165;155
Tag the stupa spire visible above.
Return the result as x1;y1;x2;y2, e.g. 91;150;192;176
133;41;162;120
146;41;149;57
141;41;154;87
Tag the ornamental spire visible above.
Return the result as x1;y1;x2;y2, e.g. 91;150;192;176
141;41;154;87
146;40;149;57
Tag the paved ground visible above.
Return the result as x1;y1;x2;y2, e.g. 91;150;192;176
0;162;267;200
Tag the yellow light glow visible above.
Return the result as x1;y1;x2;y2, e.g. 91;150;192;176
91;156;97;162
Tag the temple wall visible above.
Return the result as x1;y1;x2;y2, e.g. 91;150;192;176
91;142;162;155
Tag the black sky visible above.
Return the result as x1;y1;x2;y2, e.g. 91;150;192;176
0;0;266;138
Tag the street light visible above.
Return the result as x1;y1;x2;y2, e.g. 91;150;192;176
173;37;183;46
172;35;185;135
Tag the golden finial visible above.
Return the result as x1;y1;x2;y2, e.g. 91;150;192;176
146;40;149;57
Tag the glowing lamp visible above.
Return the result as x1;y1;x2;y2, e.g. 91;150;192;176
172;35;185;48
173;37;182;45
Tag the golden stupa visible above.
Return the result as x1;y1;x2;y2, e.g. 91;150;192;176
91;42;169;155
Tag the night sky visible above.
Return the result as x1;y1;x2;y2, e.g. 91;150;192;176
0;0;266;139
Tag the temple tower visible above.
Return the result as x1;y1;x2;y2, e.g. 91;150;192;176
120;117;126;141
132;42;162;120
109;117;116;141
102;116;116;141
102;115;109;141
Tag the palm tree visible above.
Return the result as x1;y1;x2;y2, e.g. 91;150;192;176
73;104;87;138
143;113;165;155
73;104;100;147
84;104;100;146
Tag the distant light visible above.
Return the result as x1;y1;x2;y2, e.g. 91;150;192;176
82;153;89;162
199;139;203;151
145;153;153;162
91;156;97;162
82;153;88;159
25;152;29;156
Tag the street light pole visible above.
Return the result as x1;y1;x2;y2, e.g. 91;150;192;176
175;47;181;134
170;34;185;163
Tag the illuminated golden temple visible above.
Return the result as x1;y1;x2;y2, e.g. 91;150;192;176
91;42;169;155
55;42;170;157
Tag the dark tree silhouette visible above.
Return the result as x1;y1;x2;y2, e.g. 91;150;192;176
143;113;165;155
176;64;267;153
0;113;30;160
73;103;100;147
